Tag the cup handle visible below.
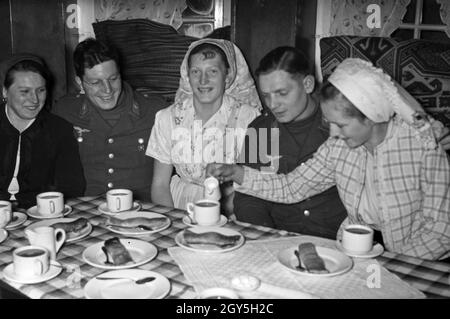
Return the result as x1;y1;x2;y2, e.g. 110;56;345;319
34;260;44;276
186;203;195;221
54;228;66;253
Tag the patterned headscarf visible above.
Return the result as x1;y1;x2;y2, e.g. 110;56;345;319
174;38;262;111
328;58;440;149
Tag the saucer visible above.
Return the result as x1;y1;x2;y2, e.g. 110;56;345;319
0;229;7;244
3;261;62;284
6;212;28;230
335;240;384;258
182;215;227;227
98;202;141;216
26;205;72;220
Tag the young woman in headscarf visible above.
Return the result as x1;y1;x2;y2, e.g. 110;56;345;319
207;58;450;261
146;39;261;209
0;54;85;209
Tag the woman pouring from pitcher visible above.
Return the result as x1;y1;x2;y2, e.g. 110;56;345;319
207;58;450;261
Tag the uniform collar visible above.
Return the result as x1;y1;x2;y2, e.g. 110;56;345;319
78;81;141;119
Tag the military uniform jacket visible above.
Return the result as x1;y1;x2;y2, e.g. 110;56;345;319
53;82;168;201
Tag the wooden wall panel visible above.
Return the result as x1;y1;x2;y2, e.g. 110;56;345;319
232;0;298;75
10;0;67;103
0;0;12;62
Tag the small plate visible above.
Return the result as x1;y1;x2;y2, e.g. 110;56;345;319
175;227;245;253
26;205;72;219
3;261;62;284
26;218;93;243
98;202;141;216
335;240;384;258
0;229;7;244
5;212;28;230
84;269;171;299
106;211;171;235
182;215;228;227
82;238;157;270
277;246;353;277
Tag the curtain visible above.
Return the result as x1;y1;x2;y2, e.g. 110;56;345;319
94;0;187;30
329;0;410;37
437;0;450;37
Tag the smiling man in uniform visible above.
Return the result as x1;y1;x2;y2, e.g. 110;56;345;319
53;38;168;201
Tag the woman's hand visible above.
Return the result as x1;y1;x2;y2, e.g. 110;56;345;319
206;163;245;184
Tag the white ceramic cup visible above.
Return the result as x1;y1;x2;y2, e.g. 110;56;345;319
198;287;240;299
106;189;133;213
341;224;374;254
13;245;49;279
36;192;64;216
186;199;220;226
204;176;221;201
0;200;12;229
25;226;66;260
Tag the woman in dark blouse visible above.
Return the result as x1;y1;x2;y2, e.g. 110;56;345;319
0;54;85;209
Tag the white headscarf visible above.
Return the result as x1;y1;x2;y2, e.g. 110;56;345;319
174;38;262;111
328;58;440;149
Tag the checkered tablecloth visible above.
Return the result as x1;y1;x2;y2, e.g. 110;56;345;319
0;196;448;299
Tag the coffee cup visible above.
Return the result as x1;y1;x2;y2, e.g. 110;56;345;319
341;224;374;254
186;199;220;226
198;287;240;299
0;200;12;229
36;192;64;216
106;189;133;213
204;176;221;201
13;245;49;279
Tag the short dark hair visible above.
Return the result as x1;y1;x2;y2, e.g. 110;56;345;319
255;46;312;79
4;59;51;89
187;43;229;70
73;38;120;78
319;81;366;120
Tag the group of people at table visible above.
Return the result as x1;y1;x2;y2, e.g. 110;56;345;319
0;36;449;262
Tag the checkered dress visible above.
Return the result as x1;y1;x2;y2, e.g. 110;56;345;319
237;118;450;260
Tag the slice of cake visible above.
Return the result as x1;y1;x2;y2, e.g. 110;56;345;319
107;216;167;230
295;243;329;274
52;217;88;235
183;229;241;248
102;237;133;265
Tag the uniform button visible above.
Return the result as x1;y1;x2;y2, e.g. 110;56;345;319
108;153;114;159
108;168;114;174
107;182;113;188
108;138;114;144
138;138;144;144
304;210;310;217
77;137;83;142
